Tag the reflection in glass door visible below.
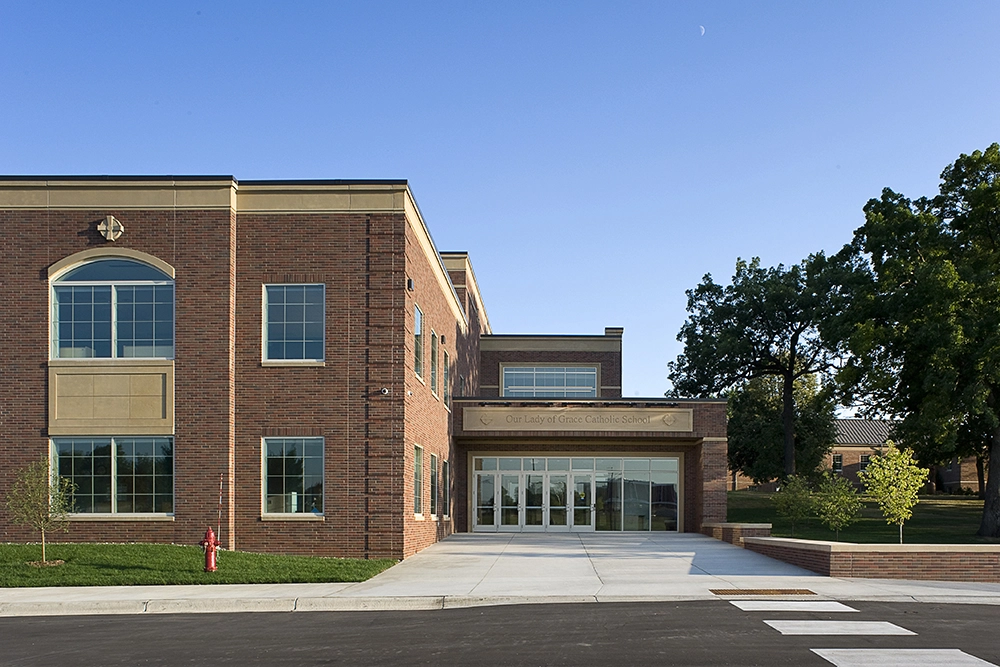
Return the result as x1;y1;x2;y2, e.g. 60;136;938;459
548;475;569;530
475;473;496;532
571;474;593;531
524;474;544;530
499;474;520;531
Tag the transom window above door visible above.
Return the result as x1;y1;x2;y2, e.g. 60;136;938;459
52;258;174;359
502;366;598;398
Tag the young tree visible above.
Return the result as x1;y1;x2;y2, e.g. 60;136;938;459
815;472;862;540
860;442;927;544
832;143;1000;537
727;374;836;484
669;256;839;476
5;457;76;563
771;475;814;537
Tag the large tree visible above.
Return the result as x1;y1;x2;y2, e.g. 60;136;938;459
669;256;839;476
727;374;836;484
833;143;1000;537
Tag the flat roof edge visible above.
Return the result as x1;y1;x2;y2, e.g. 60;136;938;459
0;175;235;182
0;176;407;186
453;397;728;404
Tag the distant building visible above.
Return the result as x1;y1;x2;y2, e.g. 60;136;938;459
825;419;896;486
729;418;895;490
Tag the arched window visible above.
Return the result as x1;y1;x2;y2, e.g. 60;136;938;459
52;258;174;359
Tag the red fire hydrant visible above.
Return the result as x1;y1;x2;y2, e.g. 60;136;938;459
199;527;221;572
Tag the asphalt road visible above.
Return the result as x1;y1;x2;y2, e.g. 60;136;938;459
2;601;998;666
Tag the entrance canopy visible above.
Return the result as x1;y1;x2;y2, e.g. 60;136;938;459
452;398;728;536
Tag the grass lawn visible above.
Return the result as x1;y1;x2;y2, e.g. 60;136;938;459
0;543;396;588
728;490;994;544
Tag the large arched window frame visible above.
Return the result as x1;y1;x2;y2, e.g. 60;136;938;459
50;252;175;360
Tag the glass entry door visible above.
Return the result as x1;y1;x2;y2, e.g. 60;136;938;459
499;474;520;531
472;456;675;532
547;474;569;531
474;472;497;532
473;468;594;532
523;474;545;530
571;474;594;531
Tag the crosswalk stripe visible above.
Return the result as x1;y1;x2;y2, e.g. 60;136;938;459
730;600;858;612
764;620;915;635
811;648;998;666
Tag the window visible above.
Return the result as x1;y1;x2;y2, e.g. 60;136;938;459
264;285;325;361
53;437;173;513
442;460;450;517
414;445;423;515
430;332;438;395
430;454;438;516
832;454;843;474
264;437;324;514
52;258;174;359
443;351;451;407
414;306;423;378
860;454;871;472
502;366;598;398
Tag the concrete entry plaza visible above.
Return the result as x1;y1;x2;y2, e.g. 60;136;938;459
3;533;1000;616
349;532;816;600
348;532;1000;605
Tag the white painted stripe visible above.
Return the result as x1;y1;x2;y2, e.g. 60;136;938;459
730;600;858;612
764;620;915;635
811;648;997;666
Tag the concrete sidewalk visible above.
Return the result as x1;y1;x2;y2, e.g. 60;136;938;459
2;533;999;616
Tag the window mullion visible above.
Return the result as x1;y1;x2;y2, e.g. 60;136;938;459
110;437;117;514
110;285;118;359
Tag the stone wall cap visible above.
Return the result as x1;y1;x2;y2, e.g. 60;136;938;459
702;523;772;529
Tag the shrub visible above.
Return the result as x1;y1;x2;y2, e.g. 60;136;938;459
771;475;814;536
5;457;76;563
860;441;927;543
815;472;862;540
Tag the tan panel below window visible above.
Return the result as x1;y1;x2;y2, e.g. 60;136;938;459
48;360;174;435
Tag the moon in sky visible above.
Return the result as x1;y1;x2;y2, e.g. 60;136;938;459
699;25;705;36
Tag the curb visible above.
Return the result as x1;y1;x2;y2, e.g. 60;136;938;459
4;593;1000;617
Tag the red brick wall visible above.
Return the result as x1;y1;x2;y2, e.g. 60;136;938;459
402;223;469;557
445;269;485;398
744;540;1000;582
701;523;772;546
743;542;835;575
0;207;235;548
234;212;409;559
829;551;1000;581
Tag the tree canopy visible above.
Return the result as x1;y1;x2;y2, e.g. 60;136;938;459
669;256;838;475
860;442;927;544
727;374;836;484
5;457;75;564
833;143;1000;537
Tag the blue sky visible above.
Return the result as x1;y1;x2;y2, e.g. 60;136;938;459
2;2;998;396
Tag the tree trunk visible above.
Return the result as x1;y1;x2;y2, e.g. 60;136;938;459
41;528;46;564
977;453;986;499
899;522;903;544
977;424;1000;537
782;372;796;477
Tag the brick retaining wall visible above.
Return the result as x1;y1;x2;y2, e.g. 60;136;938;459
701;522;772;546
743;537;1000;582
